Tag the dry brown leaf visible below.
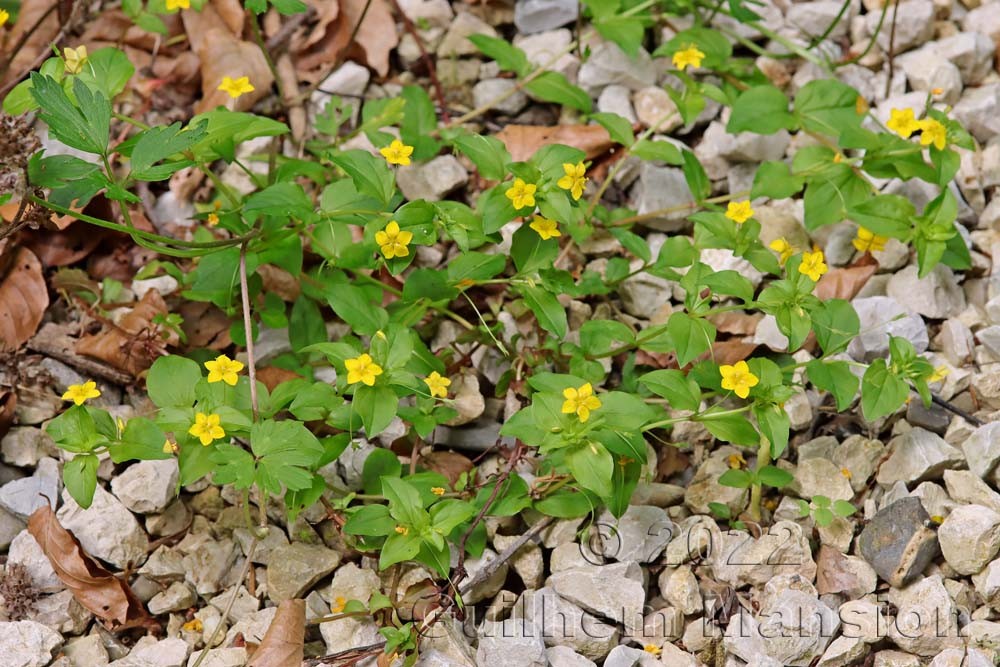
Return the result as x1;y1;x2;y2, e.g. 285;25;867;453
709;311;762;336
421;451;474;486
0;390;16;441
247;599;304;667
0;248;48;353
295;0;397;77
495;125;614;163
816;544;860;596
814;256;878;301
194;29;273;114
181;2;244;53
396;579;441;622
27;505;153;627
76;290;179;376
179;301;232;349
25;223;106;267
300;0;340;51
256;366;302;392
635;349;676;369
707;340;758;366
656;445;689;480
0;0;60;88
258;264;302;301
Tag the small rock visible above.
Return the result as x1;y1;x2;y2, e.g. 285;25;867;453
63;635;109;667
888;575;963;655
131;275;178;299
148;581;197;615
208;586;259;623
1;428;57;468
866;0;934;52
658;566;702;615
519;587;619;660
184;649;246;667
858;497;939;587
577;42;656;94
437;12;497;57
628;164;695;232
953;84;1000;144
601;645;659;667
548;561;645;627
596;505;673;563
0;620;63;667
962;422;1000;478
477;618;546;667
934;32;996;85
712;521;816;587
701;120;791;163
943;469;1000;512
875;427;964;486
848;297;928;362
724;591;839;666
938;504;1000;575
232;525;289;566
838;598;887;642
177;533;238;596
787;1;853;39
873;651;922;667
597;85;637;123
57;486;148;569
108;637;189;667
472;79;527;116
793;458;854;501
458;548;508;604
632;87;681;132
964;620;1000;649
30;589;91;634
8;530;63;593
513;0;578;34
110;460;179;514
396;155;469;202
492;534;544;589
0;457;61;520
684;448;748;516
443;372;485;426
266;542;341;602
545;646;597;667
886;265;966;319
897;49;963;103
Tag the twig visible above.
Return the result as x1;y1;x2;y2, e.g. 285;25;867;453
389;0;450;123
239;241;260;422
927;389;984;427
459;515;554;596
0;196;29;243
27;324;134;385
884;0;899;99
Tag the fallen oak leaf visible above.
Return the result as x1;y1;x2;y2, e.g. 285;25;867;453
814;255;878;301
27;504;154;628
421;450;473;486
76;289;179;376
494;124;614;163
0;247;48;353
247;598;304;667
295;0;397;77
194;28;274;114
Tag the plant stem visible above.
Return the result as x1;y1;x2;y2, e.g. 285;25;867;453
749;436;771;522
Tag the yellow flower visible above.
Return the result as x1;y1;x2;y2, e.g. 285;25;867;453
424;371;451;398
798;249;828;281
62;381;101;406
332;596;346;613
529;216;561;240
395;525;408;535
116;417;126;435
63;46;88;75
672;44;705;71
205;354;244;386
505;178;537;210
561;382;602;423
163;439;179;455
556;162;587;200
431;487;446;496
833;152;844;163
379;139;414;166
852;227;887;254
769;238;795;264
930;515;944;524
207;213;219;226
644;645;662;656
189;413;225;446
840;467;852;479
719;360;759;399
217;76;255;99
727;453;746;469
918;118;947;150
928;365;949;383
345;353;383;386
0;10;10;27
182;619;203;633
725;200;754;224
886;108;919;139
165;0;190;10
375;220;413;259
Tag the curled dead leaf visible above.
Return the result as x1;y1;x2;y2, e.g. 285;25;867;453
295;0;398;77
194;29;273;114
179;301;232;350
27;505;153;628
256;366;302;392
814;256;878;301
246;598;304;667
495;125;614;163
421;451;473;486
76;290;179;376
708;340;758;367
709;311;762;336
0;248;48;353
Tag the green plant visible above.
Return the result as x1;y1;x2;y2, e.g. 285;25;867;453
3;0;974;658
797;495;857;527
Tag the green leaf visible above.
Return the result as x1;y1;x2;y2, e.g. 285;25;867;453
794;79;864;136
448;133;511;181
244;182;314;222
128;121;206;181
754;403;790;459
728;85;796;134
700;411;758;445
289;296;327;352
325;283;389;335
511;223;559;274
379;531;421;570
533;490;598;518
860;358;909;421
382;477;425;526
75;47;134;100
594;17;645;57
63;455;99;509
848;194;915;239
400;86;441;159
566;441;614;498
833;499;857;517
112;418;172;463
718;468;753;488
524;71;592;112
187;109;288;162
811;299;860;355
147;355;202;408
362;447;402;495
446;251;507;283
30;75;110;155
681;149;710;202
591;112;635;147
751;161;803;199
666;312;715;367
579;320;634;357
403;268;460;302
468;35;531;77
330;150;396;204
344;504;395;536
757;465;793;488
352;384;398;436
630;139;683;165
210;444;257;489
520;285;567;338
806;360;859;411
251;419;325;494
638;369;701;412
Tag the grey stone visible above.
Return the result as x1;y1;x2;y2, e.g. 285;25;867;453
177;533;238;596
711;521;815;588
657;566;702;615
886;265;966;319
1;428;57;468
848;297;928;362
131;275;178;299
64;635;110;667
905;400;950;434
545;646;597;667
873;650;922;667
792;458;854;501
492;534;544;589
961;422;1000;478
477;618;546;667
724;592;839;666
701;120;790;163
934;32;996;85
518;587;618;660
787;1;852;39
548;561;645;627
597;85;636;123
138;546;185;583
0;506;24;550
577;42;656;93
57;486;148;569
514;0;578;34
963;2;1000;42
148;581;197;615
437;12;497;57
875;427;964;486
887;575;963;656
943;469;1000;512
320;562;381;654
184;649;246;667
396;155;468;202
108;637;189;667
838;598;886;642
684;448;748;516
472;79;527;116
266;542;341;602
628;164;694;232
596;505;672;563
866;0;934;52
601;645;659;667
0;457;60;520
208;586;259;623
939;319;975;366
953;84;1000;144
858;497;939;587
8;530;63;593
396;0;453;28
834;436;885;492
897;49;962;104
110;459;178;514
938;504;1000;575
0;620;63;667
232;525;288;566
632;87;681;132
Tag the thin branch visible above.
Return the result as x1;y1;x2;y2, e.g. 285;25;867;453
389;0;450;123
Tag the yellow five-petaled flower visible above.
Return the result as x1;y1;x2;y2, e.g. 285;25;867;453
165;0;190;10
725;200;754;224
928;365;949;383
0;9;10;27
431;486;446;496
529;216;561;240
375;220;413;259
379;139;414;166
643;645;662;657
719;360;759;399
345;353;383;386
218;76;255;99
918;118;947;150
424;371;451;398
886;108;920;139
672;44;705;71
505;178;537;210
798;249;828;281
557;162;587;201
852;227;887;254
189;412;225;446
205;354;244;386
163;439;179;455
769;238;795;264
332;596;346;613
561;382;602;423
63;46;88;75
62;380;101;406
